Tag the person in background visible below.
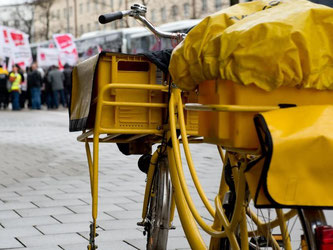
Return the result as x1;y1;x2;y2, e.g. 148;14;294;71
63;63;72;107
20;67;28;109
28;62;42;110
0;64;9;109
44;67;53;109
47;65;65;109
9;64;22;111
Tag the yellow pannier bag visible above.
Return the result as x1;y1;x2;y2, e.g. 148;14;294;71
245;105;333;207
169;0;333;91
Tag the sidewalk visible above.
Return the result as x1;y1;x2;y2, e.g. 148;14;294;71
0;109;220;250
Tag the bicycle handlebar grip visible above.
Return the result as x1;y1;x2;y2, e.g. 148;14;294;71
99;12;123;24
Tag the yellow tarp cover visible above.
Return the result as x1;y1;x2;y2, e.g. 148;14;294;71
245;105;333;207
169;0;333;91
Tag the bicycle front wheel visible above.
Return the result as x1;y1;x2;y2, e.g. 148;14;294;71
146;156;172;250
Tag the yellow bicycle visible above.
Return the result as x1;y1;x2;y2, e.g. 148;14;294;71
71;4;332;250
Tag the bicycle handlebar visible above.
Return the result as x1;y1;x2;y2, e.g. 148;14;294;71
98;4;186;41
99;12;123;24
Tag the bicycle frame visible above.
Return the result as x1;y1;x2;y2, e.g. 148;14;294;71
79;81;300;249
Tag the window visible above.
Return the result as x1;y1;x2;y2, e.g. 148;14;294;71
57;9;60;19
80;24;84;34
160;7;166;22
202;0;207;12
63;8;67;18
171;5;179;19
151;9;156;22
95;22;99;30
86;1;90;12
79;3;83;14
215;0;223;10
3;21;8;26
87;23;91;32
69;6;73;17
110;0;114;9
183;3;190;17
118;0;123;8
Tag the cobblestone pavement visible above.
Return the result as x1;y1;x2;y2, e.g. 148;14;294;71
0;109;332;250
0;109;219;250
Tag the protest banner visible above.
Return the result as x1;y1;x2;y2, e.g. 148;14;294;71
9;29;33;69
37;47;59;68
0;26;32;70
53;33;78;66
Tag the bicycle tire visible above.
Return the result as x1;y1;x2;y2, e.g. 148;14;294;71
146;156;172;250
218;157;327;250
299;208;327;250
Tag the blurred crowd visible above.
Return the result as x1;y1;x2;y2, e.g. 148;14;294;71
0;63;72;111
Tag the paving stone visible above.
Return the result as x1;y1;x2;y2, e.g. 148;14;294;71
52;212;113;224
116;202;143;211
67;204;124;214
105;210;142;220
16;189;66;196
0;236;24;249
47;193;91;200
36;222;89;235
0;202;37;211
125;196;144;203
33;199;86;208
98;219;142;230
18;233;87;247
122;238;146;250
2;195;53;203
1;216;60;228
0;210;21;220
0;192;21;199
0;226;41;237
23;247;61;250
15;207;74;217
92;197;134;205
82;228;143;242
60;241;137;250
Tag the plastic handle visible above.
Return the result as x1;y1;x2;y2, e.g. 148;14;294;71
99;12;123;24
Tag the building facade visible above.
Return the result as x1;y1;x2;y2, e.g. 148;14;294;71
32;0;248;42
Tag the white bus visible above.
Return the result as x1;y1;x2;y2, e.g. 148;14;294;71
30;19;201;62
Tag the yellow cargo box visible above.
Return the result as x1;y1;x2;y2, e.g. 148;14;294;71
198;80;333;149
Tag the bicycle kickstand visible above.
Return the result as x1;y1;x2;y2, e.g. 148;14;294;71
88;222;99;250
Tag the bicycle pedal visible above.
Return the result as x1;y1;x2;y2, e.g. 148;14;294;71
137;221;145;227
138;154;152;174
170;225;176;230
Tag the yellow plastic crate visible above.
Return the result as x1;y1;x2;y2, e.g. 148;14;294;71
88;52;198;136
198;79;333;149
89;53;164;133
